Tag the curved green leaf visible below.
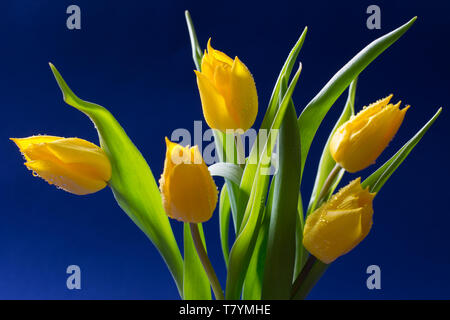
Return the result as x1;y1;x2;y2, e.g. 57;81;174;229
261;82;301;299
259;27;308;133
298;17;416;181
239;64;303;233
242;205;271;300
208;162;243;186
236;28;308;234
293;194;306;278
185;10;203;71
226;66;302;300
49;63;184;296
225;160;270;300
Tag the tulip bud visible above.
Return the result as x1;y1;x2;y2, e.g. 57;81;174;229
303;178;376;264
195;39;258;132
330;95;410;173
11;135;111;195
159;138;218;223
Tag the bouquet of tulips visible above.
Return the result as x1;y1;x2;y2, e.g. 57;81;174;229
11;11;441;300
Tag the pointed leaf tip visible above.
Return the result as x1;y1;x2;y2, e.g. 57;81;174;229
362;107;441;193
48;64;74;106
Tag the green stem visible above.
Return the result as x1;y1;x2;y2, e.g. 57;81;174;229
290;255;316;298
315;163;341;209
291;257;329;300
189;223;224;300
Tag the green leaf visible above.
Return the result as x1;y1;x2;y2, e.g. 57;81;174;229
363;107;442;193
236;28;307;234
185;10;203;71
293;194;307;278
219;184;231;266
261;81;301;299
49;63;184;296
208;162;243;186
239;64;303;233
183;223;211;299
259;27;308;132
225;156;270;299
298;17;416;181
307;78;357;214
225;67;303;300
242;204;271;300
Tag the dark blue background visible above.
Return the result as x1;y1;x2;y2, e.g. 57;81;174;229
1;0;449;299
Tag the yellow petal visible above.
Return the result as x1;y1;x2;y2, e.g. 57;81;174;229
167;162;216;223
201;56;216;82
11;136;111;195
213;64;232;96
196;40;258;132
44;138;111;181
229;56;258;131
195;70;238;131
330;95;409;172
348;95;393;130
303;178;376;263
207;38;234;67
10;135;63;161
159;139;218;223
303;208;363;264
25;159;107;195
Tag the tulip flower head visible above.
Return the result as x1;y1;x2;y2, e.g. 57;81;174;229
303;178;376;264
159;138;218;223
11;135;111;195
330;95;410;173
195;39;258;132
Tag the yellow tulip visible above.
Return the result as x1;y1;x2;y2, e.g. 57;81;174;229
11;135;111;195
195;39;258;132
303;178;376;264
159;138;218;223
330;95;410;173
